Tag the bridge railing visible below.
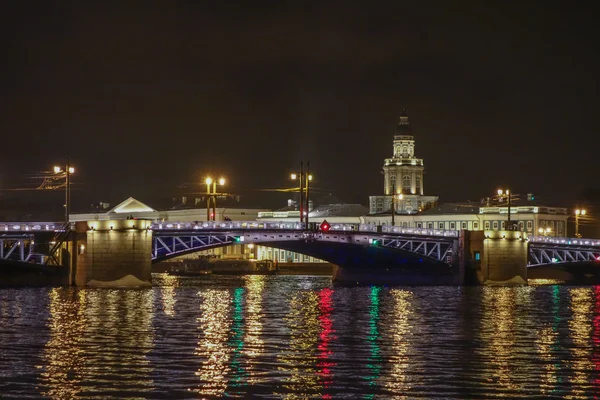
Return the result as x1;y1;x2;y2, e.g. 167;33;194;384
150;220;460;238
528;236;600;247
0;222;63;232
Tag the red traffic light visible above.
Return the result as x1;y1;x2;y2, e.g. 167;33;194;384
320;220;331;232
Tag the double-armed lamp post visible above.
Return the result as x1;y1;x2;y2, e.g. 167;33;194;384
497;188;512;230
53;163;75;223
205;177;225;221
575;209;586;238
290;161;313;226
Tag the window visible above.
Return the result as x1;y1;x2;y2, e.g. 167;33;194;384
484;221;490;230
474;251;481;261
417;222;422;228
428;222;433;229
527;221;532;230
462;222;467;229
501;221;505;230
402;221;408;227
402;146;408;156
416;175;421;193
519;221;524;231
450;222;456;229
493;221;498;230
474;222;479;229
390;175;396;189
403;175;411;192
439;222;444;229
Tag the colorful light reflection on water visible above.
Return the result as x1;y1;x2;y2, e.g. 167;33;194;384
1;276;600;398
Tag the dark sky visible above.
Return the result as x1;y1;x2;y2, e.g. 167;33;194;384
1;1;599;210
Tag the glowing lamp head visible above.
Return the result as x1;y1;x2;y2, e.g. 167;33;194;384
497;189;503;195
68;167;75;174
290;173;297;180
219;178;225;186
308;175;313;181
205;177;213;185
53;166;62;173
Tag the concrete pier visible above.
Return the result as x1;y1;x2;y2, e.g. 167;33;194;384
467;230;528;285
73;220;153;287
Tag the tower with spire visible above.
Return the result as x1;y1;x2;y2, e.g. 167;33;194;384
369;110;438;215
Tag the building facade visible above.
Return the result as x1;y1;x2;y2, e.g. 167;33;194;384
369;111;438;214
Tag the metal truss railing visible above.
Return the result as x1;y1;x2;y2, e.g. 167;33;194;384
0;236;43;263
528;235;600;267
378;237;456;264
150;220;459;238
529;246;600;267
153;233;238;261
153;229;458;264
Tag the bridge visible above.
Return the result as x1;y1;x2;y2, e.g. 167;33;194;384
1;220;599;286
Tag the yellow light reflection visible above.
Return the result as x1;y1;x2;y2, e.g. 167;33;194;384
40;288;87;399
385;289;413;398
478;287;533;393
276;291;321;398
565;288;593;399
194;289;232;397
243;275;265;383
159;275;178;316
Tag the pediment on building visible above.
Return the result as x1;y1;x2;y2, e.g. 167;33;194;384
108;197;156;214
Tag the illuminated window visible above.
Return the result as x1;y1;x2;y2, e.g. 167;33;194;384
527;221;532;230
519;221;524;231
484;221;490;229
474;251;481;261
493;221;498;230
403;175;411;192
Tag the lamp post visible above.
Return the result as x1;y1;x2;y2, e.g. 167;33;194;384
53;163;75;223
497;189;511;229
575;209;586;238
305;162;312;226
291;161;312;227
205;177;225;221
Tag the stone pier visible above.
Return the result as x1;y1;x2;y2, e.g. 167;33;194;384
467;230;528;285
73;219;153;287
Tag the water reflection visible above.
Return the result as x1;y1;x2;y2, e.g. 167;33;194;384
317;288;335;398
195;289;232;397
277;290;321;398
39;288;155;398
243;275;265;384
478;287;534;395
535;285;561;396
384;289;413;398
567;287;594;399
364;286;382;398
40;288;87;399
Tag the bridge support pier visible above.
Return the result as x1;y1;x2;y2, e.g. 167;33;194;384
469;230;528;285
73;220;153;287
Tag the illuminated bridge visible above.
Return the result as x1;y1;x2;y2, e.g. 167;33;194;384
1;221;599;272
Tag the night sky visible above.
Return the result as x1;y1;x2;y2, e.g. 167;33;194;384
1;1;599;211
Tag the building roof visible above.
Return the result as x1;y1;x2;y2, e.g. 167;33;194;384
418;202;480;215
309;204;370;218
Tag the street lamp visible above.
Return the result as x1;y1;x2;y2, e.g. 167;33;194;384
53;163;75;223
497;188;512;230
575;209;586;238
290;161;313;226
205;176;225;221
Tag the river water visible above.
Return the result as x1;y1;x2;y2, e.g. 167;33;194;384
1;274;599;399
